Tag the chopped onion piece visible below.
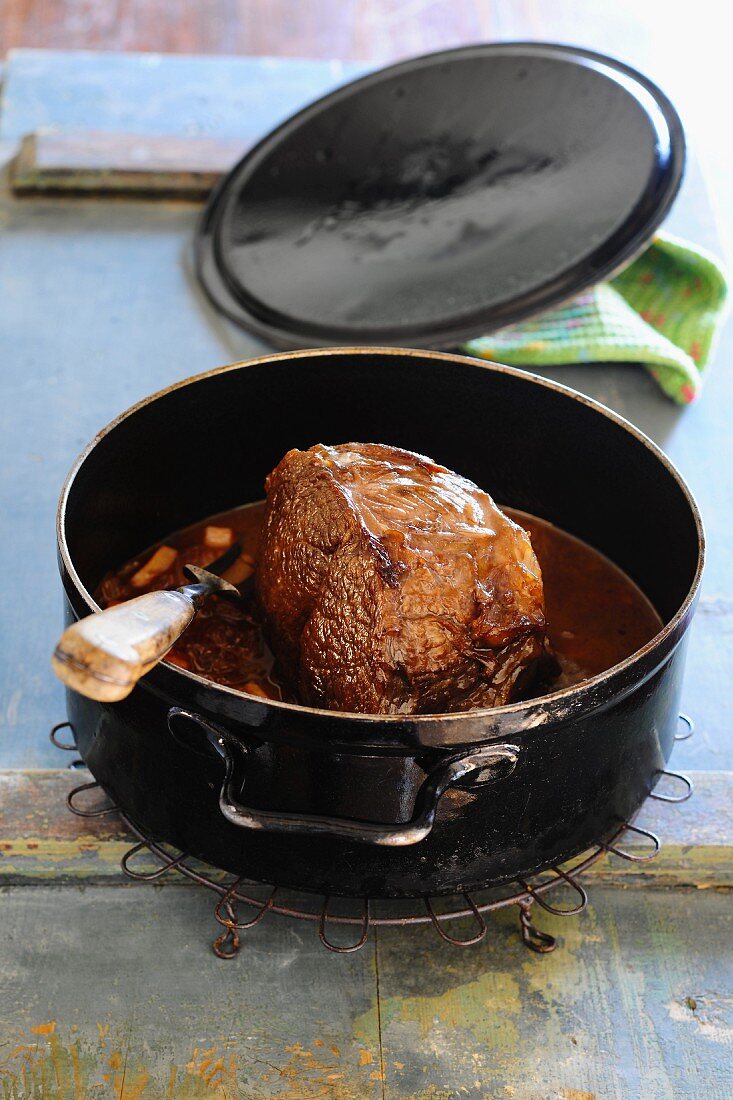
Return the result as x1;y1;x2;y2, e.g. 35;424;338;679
204;525;235;549
243;681;270;699
130;545;178;588
222;554;254;585
166;651;190;669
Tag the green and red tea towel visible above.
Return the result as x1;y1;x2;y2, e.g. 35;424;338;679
464;233;729;405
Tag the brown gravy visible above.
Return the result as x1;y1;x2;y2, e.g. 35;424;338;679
97;502;663;703
507;510;662;690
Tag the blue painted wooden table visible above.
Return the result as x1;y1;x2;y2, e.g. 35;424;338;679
0;50;731;1099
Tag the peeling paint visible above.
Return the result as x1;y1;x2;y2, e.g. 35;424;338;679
377;969;521;1046
0;837;133;882
667;994;733;1044
260;1037;380;1098
184;1047;239;1092
0;1022;379;1099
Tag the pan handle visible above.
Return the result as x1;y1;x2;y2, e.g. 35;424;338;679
168;708;520;847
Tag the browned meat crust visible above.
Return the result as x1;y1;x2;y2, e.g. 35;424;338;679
256;443;548;714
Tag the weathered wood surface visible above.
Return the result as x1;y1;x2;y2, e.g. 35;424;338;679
2;768;732;888
0;46;731;1100
3;769;728;1098
0;51;366;143
11;130;247;198
0;884;731;1098
0;885;383;1100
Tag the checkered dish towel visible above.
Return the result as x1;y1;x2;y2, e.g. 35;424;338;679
465;233;729;405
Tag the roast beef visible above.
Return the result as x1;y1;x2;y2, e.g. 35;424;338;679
256;443;548;714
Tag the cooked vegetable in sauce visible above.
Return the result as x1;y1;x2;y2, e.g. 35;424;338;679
97;500;663;704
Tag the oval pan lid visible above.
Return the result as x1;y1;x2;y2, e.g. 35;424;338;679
195;43;685;349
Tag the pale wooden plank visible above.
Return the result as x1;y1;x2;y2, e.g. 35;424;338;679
0;769;134;883
1;769;731;888
0;884;730;1099
0;885;382;1099
11;130;247;198
376;886;733;1099
0;50;366;142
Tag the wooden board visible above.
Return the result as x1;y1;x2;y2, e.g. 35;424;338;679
2;768;732;888
0;884;730;1098
0;50;366;143
376;887;733;1099
1;768;731;1099
11;130;248;198
1;52;365;199
0;885;383;1099
0;44;732;1100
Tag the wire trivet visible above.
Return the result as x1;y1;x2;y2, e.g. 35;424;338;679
51;715;694;957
